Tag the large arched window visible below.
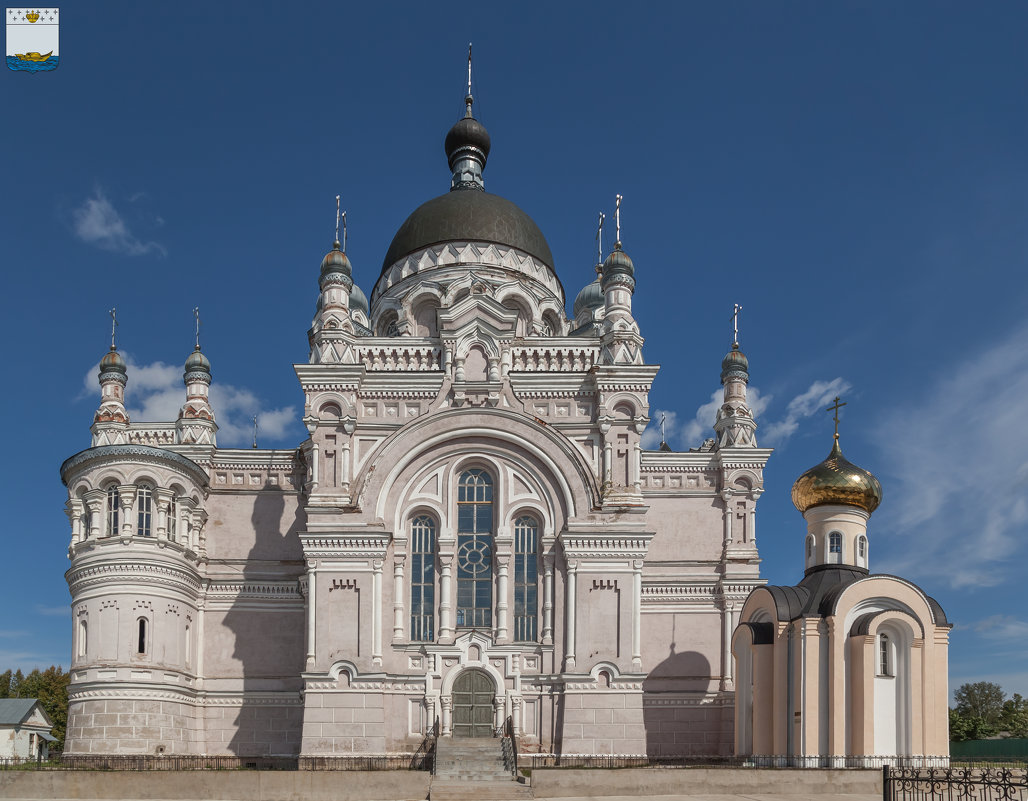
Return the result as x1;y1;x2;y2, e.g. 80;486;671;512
105;486;120;537
456;469;493;629
410;515;436;642
513;516;539;641
137;484;153;537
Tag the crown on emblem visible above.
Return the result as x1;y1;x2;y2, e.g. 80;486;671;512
26;11;40;22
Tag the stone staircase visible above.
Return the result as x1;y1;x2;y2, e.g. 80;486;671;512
429;736;532;800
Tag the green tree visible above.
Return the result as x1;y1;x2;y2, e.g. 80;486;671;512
999;693;1028;738
950;707;996;741
954;681;1006;725
0;666;70;751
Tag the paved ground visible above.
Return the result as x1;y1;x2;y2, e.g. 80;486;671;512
13;796;884;801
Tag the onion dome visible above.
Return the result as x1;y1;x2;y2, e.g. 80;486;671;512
320;242;354;291
349;283;370;317
445;95;491;178
601;243;635;292
792;438;883;515
573;275;603;318
99;347;127;376
721;344;749;382
184;347;211;379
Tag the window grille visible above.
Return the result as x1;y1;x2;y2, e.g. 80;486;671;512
513;516;539;641
410;515;436;641
456;469;493;629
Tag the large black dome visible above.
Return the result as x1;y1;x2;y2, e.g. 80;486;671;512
380;190;555;275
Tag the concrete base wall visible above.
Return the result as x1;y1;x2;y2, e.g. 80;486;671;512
0;770;430;801
530;767;882;797
66;697;200;755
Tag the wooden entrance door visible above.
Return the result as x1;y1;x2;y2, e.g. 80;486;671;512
452;669;494;738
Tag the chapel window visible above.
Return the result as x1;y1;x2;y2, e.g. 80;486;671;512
137;484;153;537
456;469;493;629
410;515;436;642
513;516;539;642
168;498;177;542
858;535;867;566
828;531;842;563
137;618;148;655
105;486;120;537
806;536;814;560
879;633;891;676
78;619;87;658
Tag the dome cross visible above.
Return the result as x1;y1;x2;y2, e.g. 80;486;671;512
109;307;118;350
827;396;847;440
193;306;201;350
730;303;742;348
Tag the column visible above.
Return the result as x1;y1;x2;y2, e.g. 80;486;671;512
721;602;735;691
118;484;136;537
441;696;453;737
632;441;641;493
721;489;733;545
195;597;206;688
306;569;317;670
65;499;82;545
496;554;509;642
341;437;351;494
632;560;643;670
439;551;454;641
494;696;505;730
512;695;522;737
393;557;405;642
84;490;104;539
155;488;174;542
542;556;554;645
748;494;758;545
372;559;383;666
565;560;577;670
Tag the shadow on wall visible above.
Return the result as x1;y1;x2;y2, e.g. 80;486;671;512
642;646;713;758
221;480;306;756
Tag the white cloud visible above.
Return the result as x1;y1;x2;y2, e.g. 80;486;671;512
973;615;1028;641
72;188;166;256
644;379;845;451
873;325;1028;589
81;357;297;448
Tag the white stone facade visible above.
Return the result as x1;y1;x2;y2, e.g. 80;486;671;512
61;98;771;758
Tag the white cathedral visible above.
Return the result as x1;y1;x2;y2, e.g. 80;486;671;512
60;86;950;761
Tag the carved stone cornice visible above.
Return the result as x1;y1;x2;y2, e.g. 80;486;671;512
67;559;202;594
61;445;208;488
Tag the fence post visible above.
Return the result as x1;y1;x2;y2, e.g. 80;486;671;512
882;764;889;801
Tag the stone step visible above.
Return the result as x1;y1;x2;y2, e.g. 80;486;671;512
429;778;533;801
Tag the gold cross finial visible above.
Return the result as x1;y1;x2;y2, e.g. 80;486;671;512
826;396;847;440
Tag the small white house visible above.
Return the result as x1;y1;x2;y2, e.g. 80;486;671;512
0;699;56;760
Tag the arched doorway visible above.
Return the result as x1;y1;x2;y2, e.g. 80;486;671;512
452;668;494;738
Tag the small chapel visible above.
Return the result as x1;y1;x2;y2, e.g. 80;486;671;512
732;410;951;763
58;72;949;762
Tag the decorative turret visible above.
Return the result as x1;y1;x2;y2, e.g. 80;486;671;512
714;305;758;449
309;197;365;363
791;398;881;572
176;309;218;446
599;196;644;365
91;309;130;446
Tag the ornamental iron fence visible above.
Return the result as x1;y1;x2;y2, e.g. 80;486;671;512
884;764;1028;800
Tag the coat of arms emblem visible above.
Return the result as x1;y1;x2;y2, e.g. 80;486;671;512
6;8;59;72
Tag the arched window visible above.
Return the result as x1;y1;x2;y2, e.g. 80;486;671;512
137;619;148;655
828;531;842;564
456;469;493;629
858;535;868;566
105;486;120;537
168;498;178;542
879;632;891;676
137;484;153;537
806;536;814;560
410;515;436;642
77;619;87;658
513;516;539;641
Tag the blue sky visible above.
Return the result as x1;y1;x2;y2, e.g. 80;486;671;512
2;2;1027;701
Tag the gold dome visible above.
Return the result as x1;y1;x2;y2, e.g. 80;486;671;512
791;438;882;515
